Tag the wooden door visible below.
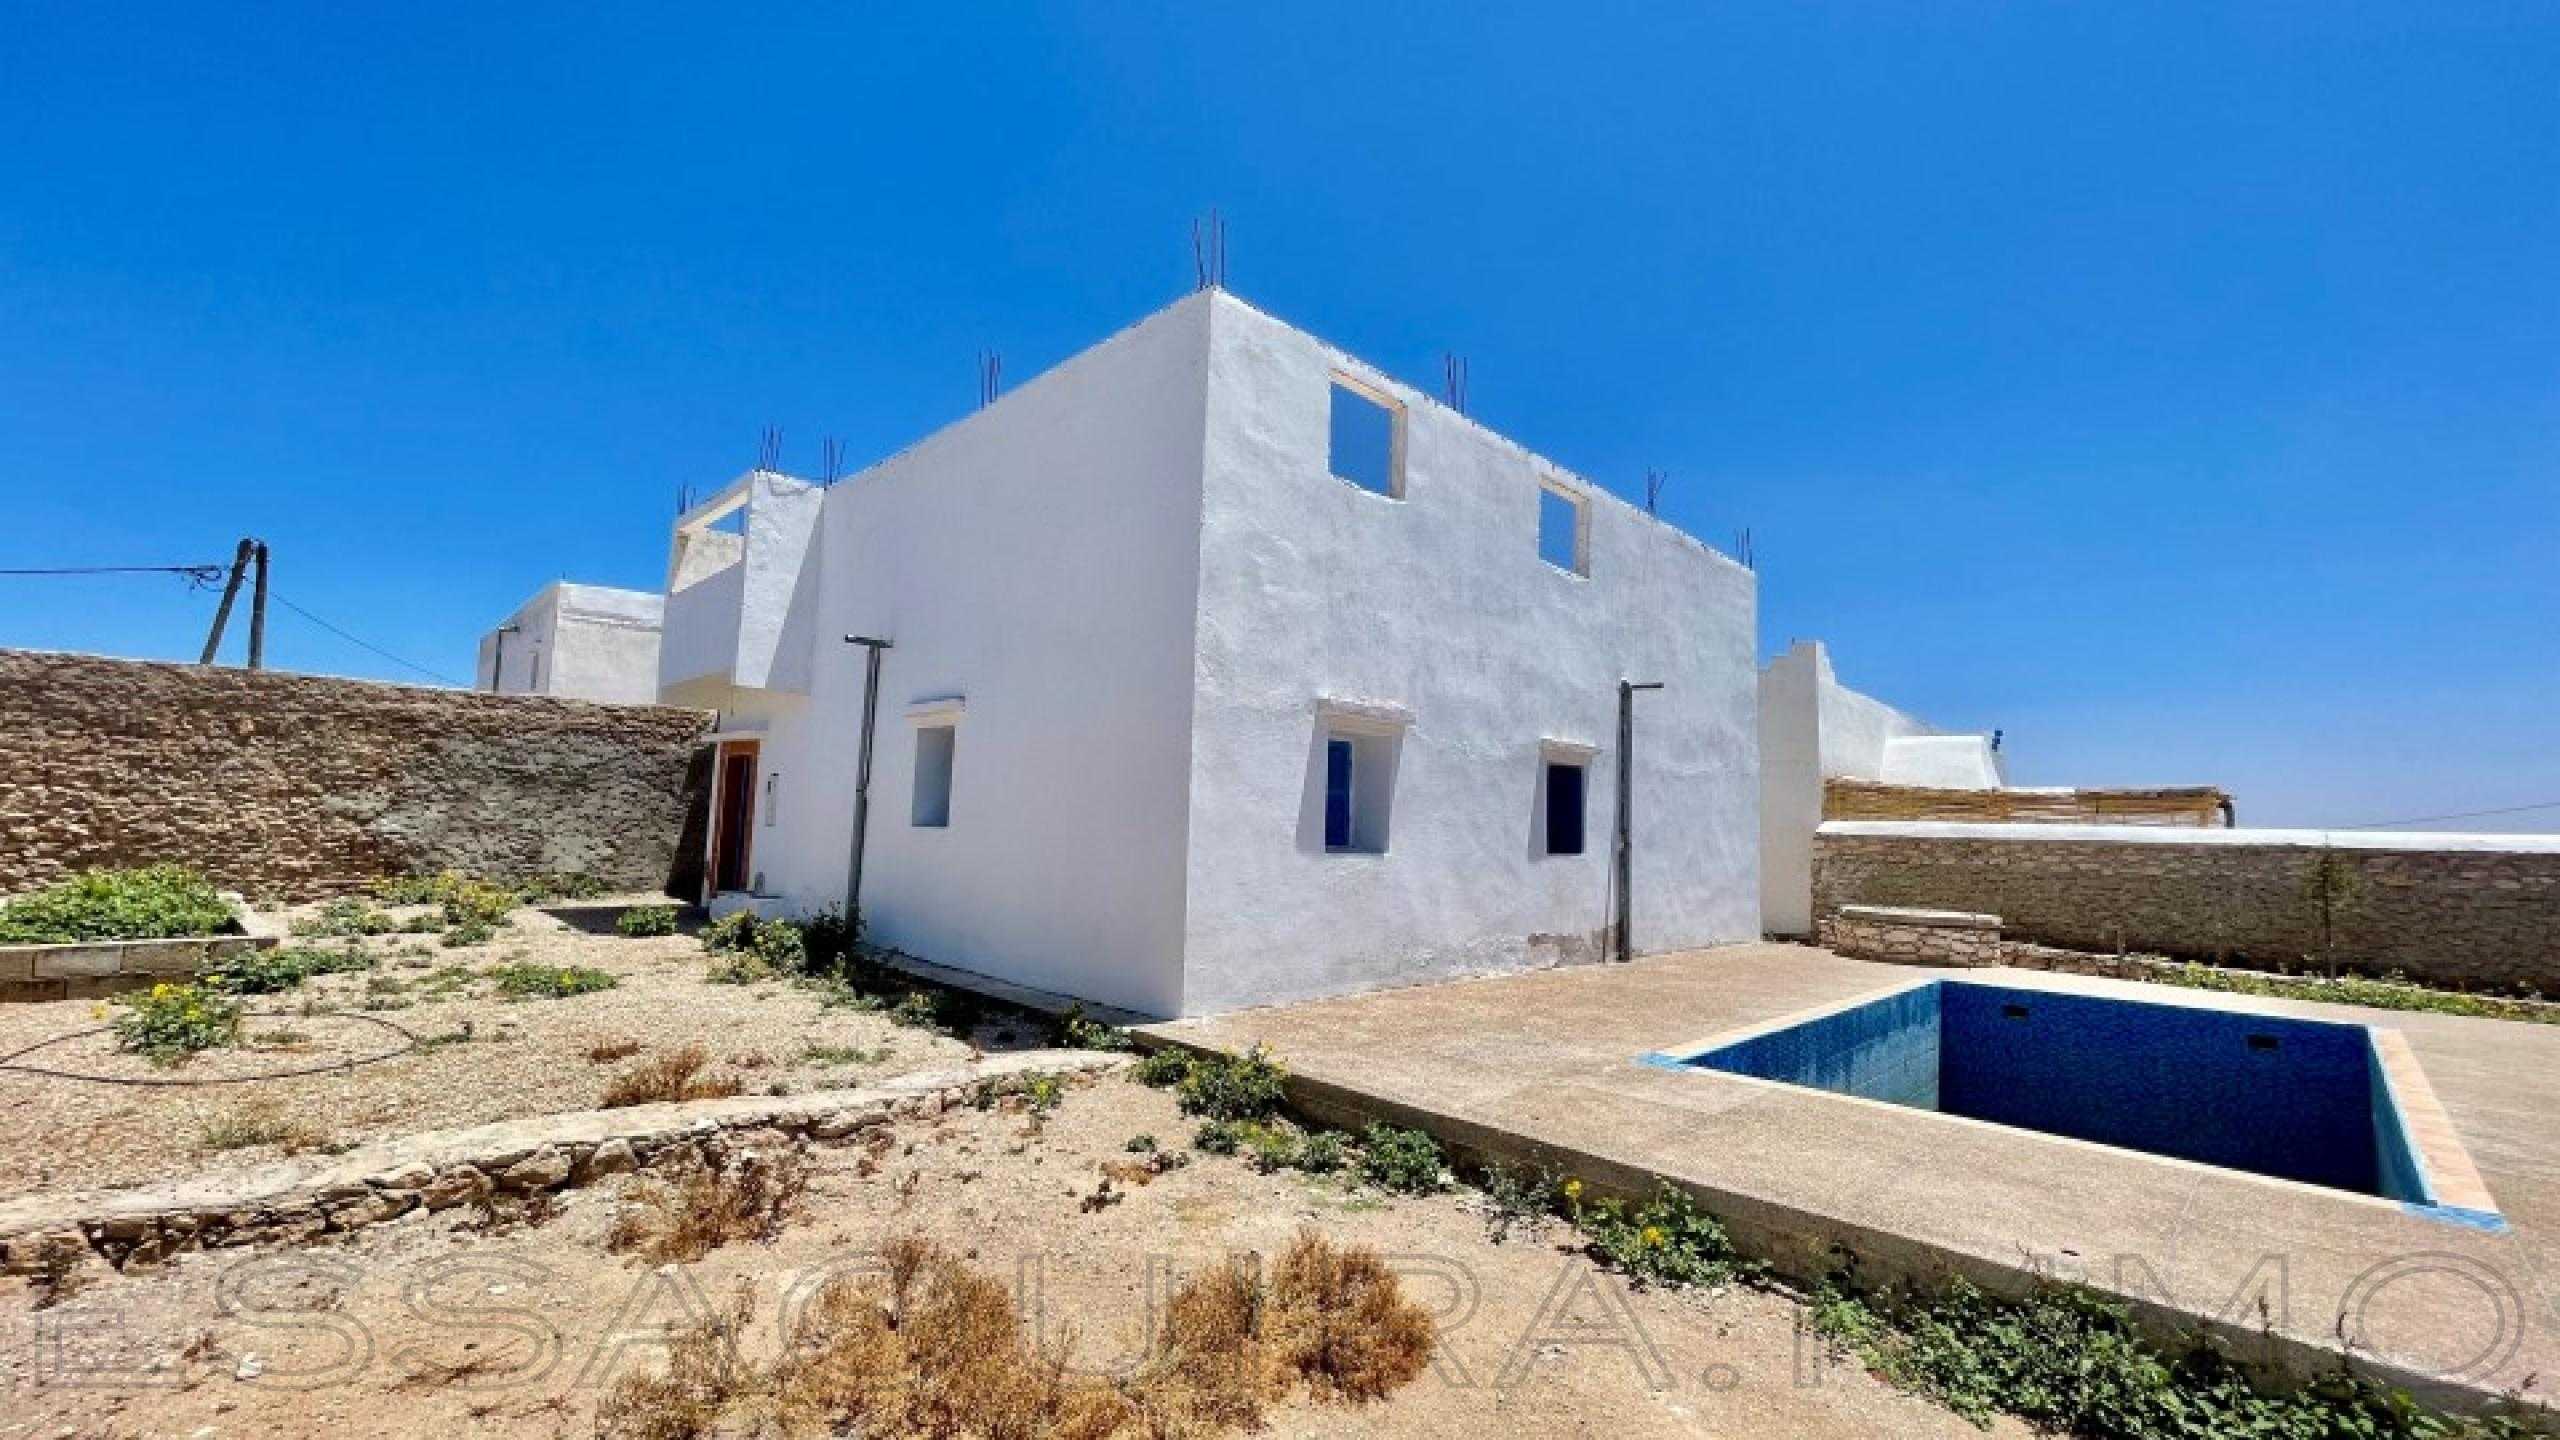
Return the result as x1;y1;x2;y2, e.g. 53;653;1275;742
711;742;759;894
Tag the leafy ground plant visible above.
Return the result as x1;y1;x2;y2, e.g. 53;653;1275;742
111;982;243;1065
1177;1044;1287;1122
1809;1277;2547;1437
2157;961;2557;1027
615;904;679;938
0;865;233;943
209;944;375;995
1357;1124;1448;1194
1566;1179;1753;1289
488;962;617;1000
1053;1000;1137;1051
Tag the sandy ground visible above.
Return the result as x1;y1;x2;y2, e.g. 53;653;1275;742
0;900;994;1197
0;1073;2019;1440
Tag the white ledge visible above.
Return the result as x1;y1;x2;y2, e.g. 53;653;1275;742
1314;697;1414;735
905;697;966;726
1818;820;2560;855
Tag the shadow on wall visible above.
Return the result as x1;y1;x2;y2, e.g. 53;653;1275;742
667;746;714;901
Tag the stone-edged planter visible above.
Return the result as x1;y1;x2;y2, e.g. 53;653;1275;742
1817;903;2003;967
0;1048;1125;1276
0;896;285;1003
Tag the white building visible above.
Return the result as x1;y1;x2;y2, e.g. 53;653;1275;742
643;290;1761;1017
1756;640;2003;936
476;582;666;705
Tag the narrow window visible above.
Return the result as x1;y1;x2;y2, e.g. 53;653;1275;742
1539;485;1588;575
1320;728;1397;854
1328;378;1402;497
912;725;955;827
1545;761;1587;855
1324;738;1355;849
763;772;779;828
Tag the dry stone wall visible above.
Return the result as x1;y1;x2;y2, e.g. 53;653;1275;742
1812;822;2560;993
0;648;711;900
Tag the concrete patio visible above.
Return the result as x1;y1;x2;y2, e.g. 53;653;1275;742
1147;943;2560;1415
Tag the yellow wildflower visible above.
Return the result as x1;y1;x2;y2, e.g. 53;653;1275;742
1562;1178;1584;1201
1640;1225;1667;1248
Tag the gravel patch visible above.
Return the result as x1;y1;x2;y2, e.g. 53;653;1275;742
0;898;998;1198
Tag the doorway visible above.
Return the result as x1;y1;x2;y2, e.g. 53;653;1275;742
710;740;760;896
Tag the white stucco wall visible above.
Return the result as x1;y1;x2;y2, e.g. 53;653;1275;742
1178;294;1760;1013
715;297;1213;1016
1878;733;2006;789
1757;640;1936;935
477;582;664;705
658;472;822;710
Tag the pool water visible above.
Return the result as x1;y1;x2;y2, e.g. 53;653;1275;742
1666;980;2432;1204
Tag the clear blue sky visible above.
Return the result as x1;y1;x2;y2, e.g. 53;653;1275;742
3;5;2553;830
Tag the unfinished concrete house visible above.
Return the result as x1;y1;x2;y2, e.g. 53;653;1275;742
476;582;665;705
634;290;1760;1017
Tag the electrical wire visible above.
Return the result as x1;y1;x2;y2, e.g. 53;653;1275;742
267;592;465;687
2348;799;2560;829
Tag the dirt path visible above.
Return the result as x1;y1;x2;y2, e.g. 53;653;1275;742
0;1073;2015;1439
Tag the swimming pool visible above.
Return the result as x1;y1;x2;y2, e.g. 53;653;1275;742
1651;980;2473;1214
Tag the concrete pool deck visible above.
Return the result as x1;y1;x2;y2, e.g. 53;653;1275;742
1145;943;2560;1414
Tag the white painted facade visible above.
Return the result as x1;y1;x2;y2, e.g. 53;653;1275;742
1757;640;2007;936
475;583;665;705
636;291;1761;1017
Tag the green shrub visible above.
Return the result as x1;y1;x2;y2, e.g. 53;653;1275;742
1241;1121;1303;1173
370;873;458;906
441;919;495;948
209;945;375;995
1051;1001;1135;1052
1133;1048;1195;1087
1193;1119;1246;1155
0;866;233;943
439;880;519;929
749;919;807;974
292;898;404;937
489;963;617;1000
2160;962;2557;1027
616;904;679;938
112;982;243;1065
1176;1044;1287;1122
1807;1277;2534;1437
1124;1133;1159;1154
699;911;759;953
974;1072;1066;1113
887;989;949;1032
796;905;860;975
1568;1181;1750;1289
1294;1129;1351;1175
1357;1124;1447;1194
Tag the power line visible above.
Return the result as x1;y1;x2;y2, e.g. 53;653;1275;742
0;563;225;584
2349;799;2560;829
267;592;464;687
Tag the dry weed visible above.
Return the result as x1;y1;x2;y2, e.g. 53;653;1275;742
594;1283;755;1440
585;1037;644;1063
606;1148;809;1263
600;1044;746;1108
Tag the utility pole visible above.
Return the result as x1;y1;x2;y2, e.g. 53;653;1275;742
1614;678;1664;966
246;541;269;670
842;635;893;924
198;538;257;664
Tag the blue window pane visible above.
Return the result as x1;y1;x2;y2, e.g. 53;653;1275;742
1539;489;1582;573
1329;383;1397;495
1324;738;1354;848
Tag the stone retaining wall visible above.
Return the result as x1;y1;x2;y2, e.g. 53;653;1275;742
0;927;282;1003
1813;822;2560;993
0;648;712;900
1816;904;2003;967
0;1050;1122;1276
